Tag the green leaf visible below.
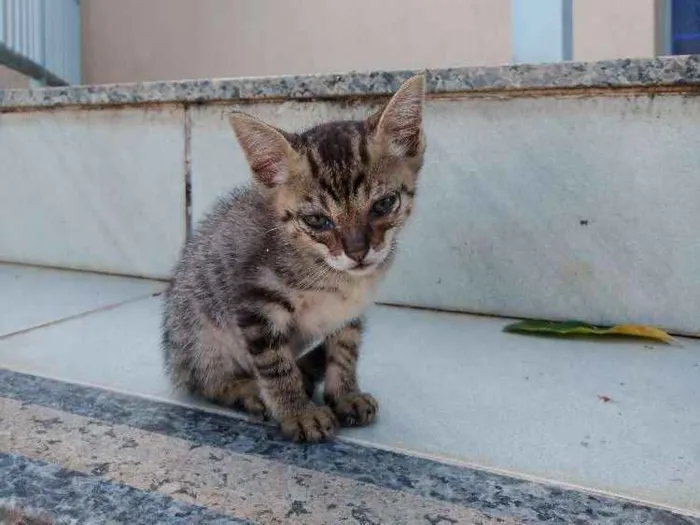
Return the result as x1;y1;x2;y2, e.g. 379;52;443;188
503;319;677;345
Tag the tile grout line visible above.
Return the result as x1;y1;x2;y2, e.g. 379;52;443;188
0;260;170;282
184;105;193;241
0;292;163;342
376;301;700;340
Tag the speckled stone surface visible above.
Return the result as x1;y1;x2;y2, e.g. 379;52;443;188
0;396;512;524
0;453;246;524
1;369;697;524
1;55;700;110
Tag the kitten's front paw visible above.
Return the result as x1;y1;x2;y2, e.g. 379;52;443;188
330;392;379;427
238;395;272;422
279;406;337;443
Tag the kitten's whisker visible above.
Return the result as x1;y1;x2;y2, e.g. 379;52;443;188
263;225;285;236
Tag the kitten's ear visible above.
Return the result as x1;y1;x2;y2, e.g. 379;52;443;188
229;112;294;188
369;75;426;157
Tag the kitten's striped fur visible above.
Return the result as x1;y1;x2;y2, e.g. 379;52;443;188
162;76;426;442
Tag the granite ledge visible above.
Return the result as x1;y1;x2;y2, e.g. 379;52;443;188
2;55;700;110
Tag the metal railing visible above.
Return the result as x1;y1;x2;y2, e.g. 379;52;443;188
0;0;80;86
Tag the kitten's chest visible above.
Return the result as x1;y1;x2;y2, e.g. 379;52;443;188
292;280;374;338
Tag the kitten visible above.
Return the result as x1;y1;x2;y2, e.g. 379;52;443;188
162;75;426;442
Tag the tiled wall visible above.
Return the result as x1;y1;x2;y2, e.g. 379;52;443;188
190;95;700;335
2;92;700;334
0;107;186;279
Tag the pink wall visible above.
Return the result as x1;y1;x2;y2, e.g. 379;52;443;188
81;0;511;84
573;0;660;61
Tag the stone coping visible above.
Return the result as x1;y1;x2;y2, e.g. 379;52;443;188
1;55;700;110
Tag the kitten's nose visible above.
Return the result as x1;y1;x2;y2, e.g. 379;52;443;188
341;230;369;263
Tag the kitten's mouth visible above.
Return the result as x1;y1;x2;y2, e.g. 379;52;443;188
347;262;377;276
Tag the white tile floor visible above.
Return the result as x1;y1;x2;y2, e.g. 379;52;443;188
1;264;698;515
0;263;166;336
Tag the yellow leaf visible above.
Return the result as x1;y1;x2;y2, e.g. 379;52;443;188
605;324;674;344
503;320;678;345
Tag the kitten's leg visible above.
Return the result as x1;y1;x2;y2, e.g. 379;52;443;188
174;318;270;419
323;317;379;427
238;309;336;442
296;343;327;398
199;376;269;420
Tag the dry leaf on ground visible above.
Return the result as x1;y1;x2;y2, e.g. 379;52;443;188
503;320;678;345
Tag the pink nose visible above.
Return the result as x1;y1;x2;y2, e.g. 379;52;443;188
346;247;368;263
342;231;369;263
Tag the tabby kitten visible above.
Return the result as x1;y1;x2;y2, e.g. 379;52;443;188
162;75;426;442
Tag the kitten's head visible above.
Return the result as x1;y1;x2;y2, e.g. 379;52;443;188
229;75;426;277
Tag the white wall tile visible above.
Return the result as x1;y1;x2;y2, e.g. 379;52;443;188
191;96;700;334
0;107;186;279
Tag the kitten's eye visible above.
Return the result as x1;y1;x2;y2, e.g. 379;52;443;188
370;192;399;218
302;214;334;231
